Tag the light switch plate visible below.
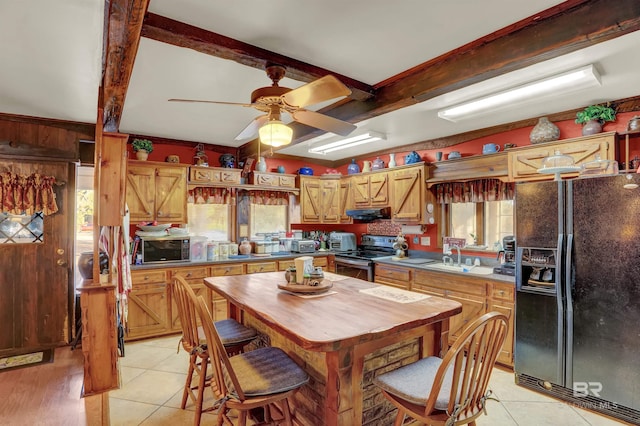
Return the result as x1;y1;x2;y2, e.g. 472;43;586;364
421;237;430;246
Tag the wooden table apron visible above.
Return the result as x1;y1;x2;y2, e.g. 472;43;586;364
203;272;462;426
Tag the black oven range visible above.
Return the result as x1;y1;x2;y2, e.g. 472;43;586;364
333;234;398;281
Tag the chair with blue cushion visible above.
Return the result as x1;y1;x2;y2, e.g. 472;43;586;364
374;311;509;426
192;292;309;426
171;275;257;426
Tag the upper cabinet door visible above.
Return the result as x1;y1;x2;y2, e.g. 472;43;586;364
126;164;156;223
390;166;425;223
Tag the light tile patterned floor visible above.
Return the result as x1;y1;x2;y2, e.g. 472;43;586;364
109;336;628;425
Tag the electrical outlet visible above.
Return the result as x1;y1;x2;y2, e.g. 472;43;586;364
421;237;430;246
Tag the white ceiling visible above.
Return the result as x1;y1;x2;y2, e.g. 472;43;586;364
2;1;640;162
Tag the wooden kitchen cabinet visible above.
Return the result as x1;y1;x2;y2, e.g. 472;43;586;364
127;270;170;340
251;171;296;188
168;266;212;331
189;165;241;185
339;176;353;223
389;163;427;223
374;263;413;290
298;176;343;223
126;161;188;223
351;170;389;208
489;282;515;366
209;263;245;321
508;132;615;181
413;270;486;348
246;261;277;274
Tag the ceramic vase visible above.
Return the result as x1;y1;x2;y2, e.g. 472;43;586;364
530;117;560;144
135;150;149;161
372;156;385;170
77;251;109;279
388;153;397;168
256;157;267;172
582;119;603;136
347;159;360;174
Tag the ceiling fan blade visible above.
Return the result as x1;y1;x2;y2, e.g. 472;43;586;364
169;98;254;108
282;75;352;109
292;110;356;136
235;115;269;140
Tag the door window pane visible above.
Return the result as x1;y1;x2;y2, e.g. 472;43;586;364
0;212;44;243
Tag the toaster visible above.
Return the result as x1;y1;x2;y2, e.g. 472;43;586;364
291;239;316;253
329;232;357;252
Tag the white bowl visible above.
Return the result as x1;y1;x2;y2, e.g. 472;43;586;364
137;224;172;232
168;227;188;235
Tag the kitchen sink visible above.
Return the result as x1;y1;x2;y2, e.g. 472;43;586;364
423;263;495;275
393;258;437;265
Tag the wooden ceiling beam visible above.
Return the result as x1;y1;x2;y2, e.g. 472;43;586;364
141;13;374;102
102;0;150;132
283;0;640;145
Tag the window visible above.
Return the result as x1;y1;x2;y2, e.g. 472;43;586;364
187;203;231;241
250;204;288;239
0;212;44;244
446;200;514;250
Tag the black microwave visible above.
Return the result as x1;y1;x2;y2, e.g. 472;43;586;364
141;236;190;264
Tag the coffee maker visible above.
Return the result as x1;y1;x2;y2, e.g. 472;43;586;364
494;235;516;276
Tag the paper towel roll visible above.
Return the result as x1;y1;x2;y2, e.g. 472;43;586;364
401;225;424;234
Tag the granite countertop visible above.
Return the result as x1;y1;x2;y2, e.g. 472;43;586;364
131;251;331;270
374;256;515;284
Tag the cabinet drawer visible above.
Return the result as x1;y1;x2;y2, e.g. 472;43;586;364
278;260;295;270
170;266;209;280
252;172;296;188
210;264;244;276
189;166;241;184
375;265;412;282
491;283;514;301
246;262;277;274
131;270;167;285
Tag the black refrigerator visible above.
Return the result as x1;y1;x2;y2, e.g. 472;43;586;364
514;174;640;424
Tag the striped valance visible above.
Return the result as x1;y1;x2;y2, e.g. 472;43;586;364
188;187;232;204
435;179;514;204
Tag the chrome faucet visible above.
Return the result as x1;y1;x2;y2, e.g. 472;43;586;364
442;255;454;266
442;246;462;266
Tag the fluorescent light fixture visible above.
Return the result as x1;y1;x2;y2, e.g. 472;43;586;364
259;120;293;147
438;64;601;122
308;131;385;154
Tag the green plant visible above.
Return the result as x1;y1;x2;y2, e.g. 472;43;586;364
132;138;153;153
575;104;617;125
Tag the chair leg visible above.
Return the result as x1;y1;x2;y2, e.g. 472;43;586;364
194;355;208;426
182;353;196;409
394;411;405;426
238;411;247;426
281;398;293;425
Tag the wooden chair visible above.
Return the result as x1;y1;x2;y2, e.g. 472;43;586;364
374;311;509;426
192;292;309;426
171;275;257;426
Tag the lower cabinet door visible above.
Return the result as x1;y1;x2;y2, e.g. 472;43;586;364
127;283;169;339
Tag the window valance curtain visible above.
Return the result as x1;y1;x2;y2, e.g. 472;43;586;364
435;179;514;204
188;187;232;204
0;172;59;215
245;190;289;206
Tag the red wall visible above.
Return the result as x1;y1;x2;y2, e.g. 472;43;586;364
131;112;639;256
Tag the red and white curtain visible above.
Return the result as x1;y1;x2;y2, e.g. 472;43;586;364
0;171;59;215
188;187;232;204
435;179;514;204
246;190;289;205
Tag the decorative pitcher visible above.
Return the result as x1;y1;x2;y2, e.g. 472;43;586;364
372;156;385;170
362;160;372;173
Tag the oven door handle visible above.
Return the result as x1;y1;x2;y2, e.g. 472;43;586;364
335;257;372;267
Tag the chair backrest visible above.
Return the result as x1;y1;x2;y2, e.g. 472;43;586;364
171;275;202;352
424;311;508;421
192;292;248;401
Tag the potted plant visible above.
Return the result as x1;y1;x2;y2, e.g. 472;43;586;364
575;104;617;136
132;138;153;160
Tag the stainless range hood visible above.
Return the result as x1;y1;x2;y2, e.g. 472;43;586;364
345;207;391;222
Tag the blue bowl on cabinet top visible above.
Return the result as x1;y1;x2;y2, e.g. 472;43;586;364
299;166;314;175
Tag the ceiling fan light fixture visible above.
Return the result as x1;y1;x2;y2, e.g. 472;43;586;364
259;120;293;147
437;64;601;122
308;131;385;154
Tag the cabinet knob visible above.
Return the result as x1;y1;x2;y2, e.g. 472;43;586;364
186;273;192;277
157;211;163;216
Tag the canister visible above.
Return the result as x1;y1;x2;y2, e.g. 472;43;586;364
229;243;239;256
206;242;218;261
219;242;229;260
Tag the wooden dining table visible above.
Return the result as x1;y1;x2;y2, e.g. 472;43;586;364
204;271;462;426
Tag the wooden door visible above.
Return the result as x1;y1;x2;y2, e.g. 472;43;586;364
369;172;389;206
126;164;155;223
351;175;370;207
339;178;352;223
0;160;72;356
320;179;339;223
300;177;321;223
154;165;187;223
127;283;169;339
391;166;424;223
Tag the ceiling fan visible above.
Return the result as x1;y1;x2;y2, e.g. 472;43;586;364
169;64;357;143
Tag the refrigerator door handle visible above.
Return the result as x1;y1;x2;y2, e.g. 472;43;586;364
565;233;574;386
